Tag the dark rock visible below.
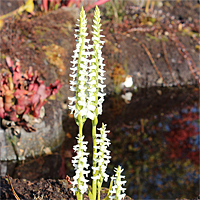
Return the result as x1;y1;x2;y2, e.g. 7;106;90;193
0;101;64;161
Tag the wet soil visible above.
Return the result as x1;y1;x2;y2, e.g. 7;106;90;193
0;0;200;199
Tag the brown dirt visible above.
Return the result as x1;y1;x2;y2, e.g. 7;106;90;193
0;1;199;199
0;1;199;101
1;175;133;200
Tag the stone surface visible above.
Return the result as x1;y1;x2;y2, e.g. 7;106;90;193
0;100;64;161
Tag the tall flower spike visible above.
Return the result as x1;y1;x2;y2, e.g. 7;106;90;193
87;6;106;119
71;133;90;195
91;123;111;183
109;166;127;200
68;7;90;122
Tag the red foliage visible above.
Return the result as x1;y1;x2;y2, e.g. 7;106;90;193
165;110;199;165
0;57;62;129
41;0;61;12
39;0;110;12
85;0;110;12
0;97;6;118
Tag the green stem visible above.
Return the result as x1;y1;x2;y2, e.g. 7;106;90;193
77;117;83;200
97;177;103;200
77;192;82;200
98;184;101;200
92;120;97;200
79;117;83;137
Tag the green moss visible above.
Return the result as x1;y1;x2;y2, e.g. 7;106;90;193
38;38;45;43
38;38;54;44
61;27;69;36
35;29;45;36
28;43;35;49
161;36;168;42
35;26;51;32
149;17;156;23
181;28;199;37
145;33;168;42
1;53;6;59
34;26;52;37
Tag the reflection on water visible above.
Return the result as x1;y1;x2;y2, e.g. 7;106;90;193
106;105;199;199
2;86;199;199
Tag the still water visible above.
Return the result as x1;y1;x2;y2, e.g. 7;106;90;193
2;86;199;199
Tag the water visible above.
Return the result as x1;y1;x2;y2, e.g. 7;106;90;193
2;86;199;199
106;105;199;199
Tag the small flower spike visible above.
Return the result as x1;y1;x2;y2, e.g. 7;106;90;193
91;123;111;183
68;7;90;121
71;133;90;195
109;166;126;200
87;6;106;119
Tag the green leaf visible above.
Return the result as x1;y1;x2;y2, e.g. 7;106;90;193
54;4;59;10
87;187;93;199
24;0;34;13
0;20;3;30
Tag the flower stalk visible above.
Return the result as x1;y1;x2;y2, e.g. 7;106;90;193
92;123;111;200
71;133;90;199
68;6;126;200
68;6;90;127
89;6;106;199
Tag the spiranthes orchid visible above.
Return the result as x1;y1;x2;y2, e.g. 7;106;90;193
71;133;90;198
68;6;126;200
88;6;107;199
109;166;127;200
88;5;106;119
92;123;111;199
68;6;90;127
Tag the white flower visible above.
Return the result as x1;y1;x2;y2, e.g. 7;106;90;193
91;123;111;182
68;7;90;121
71;133;90;195
87;6;106;118
109;166;126;200
68;6;106;122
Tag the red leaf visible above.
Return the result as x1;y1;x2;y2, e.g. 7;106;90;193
12;65;21;86
37;84;51;102
85;0;110;12
42;0;48;11
5;56;13;68
26;66;33;79
48;80;62;95
33;100;46;118
31;93;40;105
15;104;26;115
24;107;30;115
14;89;30;107
0;97;6;118
9;107;18;122
66;0;76;7
0;107;6;118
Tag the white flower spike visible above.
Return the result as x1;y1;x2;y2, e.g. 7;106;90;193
87;6;106;119
68;6;126;200
91;123;111;183
71;133;90;195
68;6;106;123
109;166;127;200
68;7;90;123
